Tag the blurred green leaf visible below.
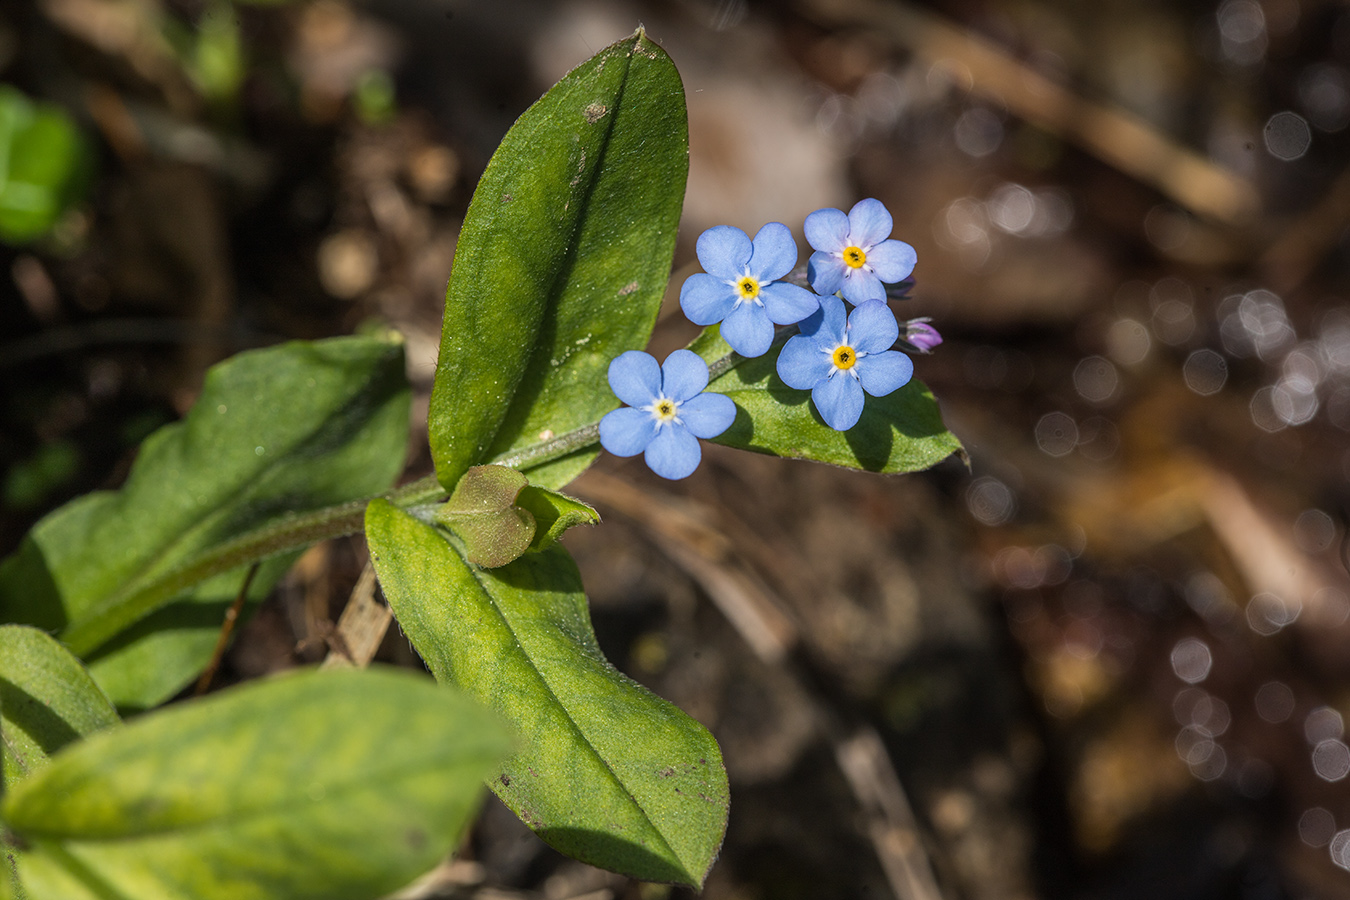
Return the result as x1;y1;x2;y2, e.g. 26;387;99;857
429;28;688;491
0;335;411;708
192;2;245;103
3;667;511;900
2;439;79;511
366;499;728;887
0;85;88;244
691;324;963;473
0;625;119;791
354;69;397;126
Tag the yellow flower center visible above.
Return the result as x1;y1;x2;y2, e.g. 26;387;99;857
736;276;761;300
832;345;857;370
653;398;678;421
842;246;866;268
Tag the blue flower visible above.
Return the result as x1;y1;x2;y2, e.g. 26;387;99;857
679;222;819;358
599;349;737;479
805;199;917;305
776;295;914;431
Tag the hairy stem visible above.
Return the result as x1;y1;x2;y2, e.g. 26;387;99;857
59;423;606;657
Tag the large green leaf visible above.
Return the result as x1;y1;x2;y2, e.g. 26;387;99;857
366;499;727;887
429;28;688;491
0;335;410;708
0;625;119;791
692;325;963;473
3;666;511;900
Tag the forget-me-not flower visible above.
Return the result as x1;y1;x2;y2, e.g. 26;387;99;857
805;199;917;306
599;349;736;480
776;294;914;431
680;222;819;358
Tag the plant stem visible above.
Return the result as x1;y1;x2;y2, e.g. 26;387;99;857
58;422;607;657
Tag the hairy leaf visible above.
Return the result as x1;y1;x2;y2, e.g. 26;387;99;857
0;625;119;791
429;29;688;490
0;335;410;707
3;667;511;900
435;465;536;568
517;485;599;552
692;325;963;473
366;499;727;887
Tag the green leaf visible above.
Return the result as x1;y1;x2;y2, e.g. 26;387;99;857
692;325;963;473
3;667;511;900
0;334;410;708
517;485;599;552
434;465;536;568
0;85;88;244
0;625;119;791
429;28;688;491
366;499;727;887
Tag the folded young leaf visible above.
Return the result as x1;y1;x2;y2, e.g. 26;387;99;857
366;499;727;888
0;625;119;791
434;465;536;567
429;28;688;491
692;325;964;473
3;667;511;900
517;485;599;552
0;335;410;708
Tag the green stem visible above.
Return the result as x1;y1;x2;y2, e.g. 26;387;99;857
58;423;605;657
58;332;768;658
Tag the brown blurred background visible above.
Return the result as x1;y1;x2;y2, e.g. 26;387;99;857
4;0;1350;897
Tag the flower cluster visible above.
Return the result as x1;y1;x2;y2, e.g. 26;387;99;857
600;199;937;478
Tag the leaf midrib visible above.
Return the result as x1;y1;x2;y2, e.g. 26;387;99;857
461;554;689;878
60;356;394;643
10;753;493;843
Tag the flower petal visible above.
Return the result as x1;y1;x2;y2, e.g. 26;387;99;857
776;334;833;390
804;207;849;252
807;251;845;297
865;239;917;282
660;348;709;402
748;222;798;282
839;268;884;305
680;273;737;326
848;299;900;353
847;198;893;248
812;371;865;431
607;351;661;407
802;293;849;347
644;425;702;480
856;350;913;397
679;392;736;439
760;281;819;325
720;302;774;358
695;225;753;280
599;407;657;457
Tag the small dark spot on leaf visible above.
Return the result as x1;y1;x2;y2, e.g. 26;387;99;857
499;773;511;787
659;766;675;778
501;193;513;203
698;758;706;765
